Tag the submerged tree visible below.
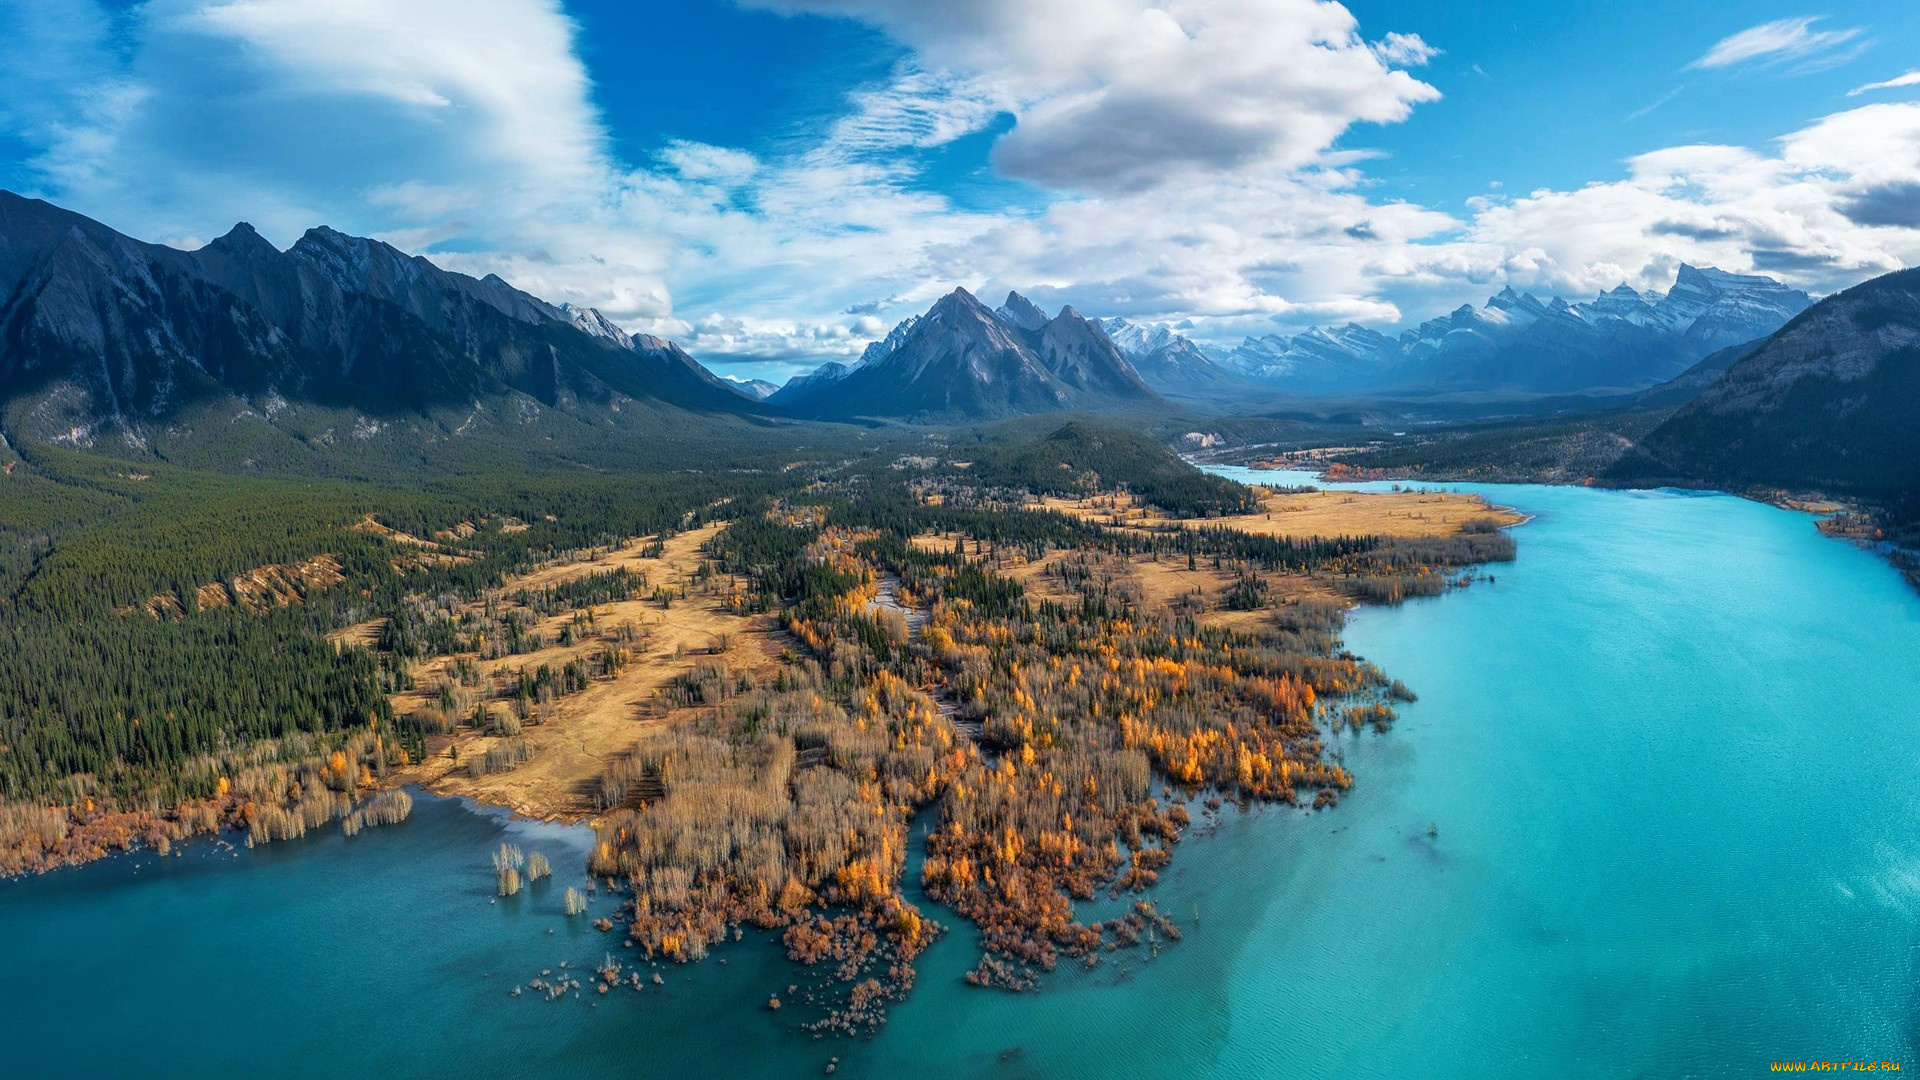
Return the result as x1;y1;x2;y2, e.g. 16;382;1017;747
493;843;526;896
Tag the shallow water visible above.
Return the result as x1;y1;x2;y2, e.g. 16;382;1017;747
4;475;1917;1078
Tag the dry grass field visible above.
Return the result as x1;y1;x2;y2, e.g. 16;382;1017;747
1040;485;1524;541
389;522;785;821
916;481;1521;634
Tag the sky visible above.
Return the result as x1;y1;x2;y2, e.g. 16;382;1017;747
2;0;1918;382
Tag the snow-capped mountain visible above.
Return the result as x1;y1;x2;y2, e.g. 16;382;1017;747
1215;265;1815;394
1220;323;1401;390
858;314;921;367
560;301;638;349
773;290;1159;420
1095;317;1253;397
994;291;1052;331
722;376;781;400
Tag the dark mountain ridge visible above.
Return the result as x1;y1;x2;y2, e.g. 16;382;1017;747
0;191;760;451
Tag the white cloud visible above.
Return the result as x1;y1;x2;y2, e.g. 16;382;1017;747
1372;32;1440;67
1464;103;1920;297
829;66;1005;154
1850;71;1920;96
1688;16;1860;72
745;0;1439;192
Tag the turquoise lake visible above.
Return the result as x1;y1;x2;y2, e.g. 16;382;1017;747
3;475;1918;1078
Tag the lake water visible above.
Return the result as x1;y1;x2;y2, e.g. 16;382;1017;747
4;474;1918;1078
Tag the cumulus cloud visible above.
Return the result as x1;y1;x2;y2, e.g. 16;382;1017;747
1838;183;1920;229
1688;16;1861;72
1463;103;1920;298
745;0;1439;192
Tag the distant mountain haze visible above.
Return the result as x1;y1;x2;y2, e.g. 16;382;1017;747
790;267;1814;409
1096;316;1260;398
1211;265;1813;394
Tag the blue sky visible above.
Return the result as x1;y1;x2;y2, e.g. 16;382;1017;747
2;0;1918;381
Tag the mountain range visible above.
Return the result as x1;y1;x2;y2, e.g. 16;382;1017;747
1206;265;1814;395
770;289;1160;420
0;190;760;455
777;265;1815;414
0;192;1867;459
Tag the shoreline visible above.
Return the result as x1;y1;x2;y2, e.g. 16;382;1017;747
1200;452;1917;592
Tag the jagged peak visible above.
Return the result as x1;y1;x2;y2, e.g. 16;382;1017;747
923;287;1003;329
296;223;352;245
995;290;1052;330
858;314;919;367
290;224;400;267
559;302;638;348
291;225;428;271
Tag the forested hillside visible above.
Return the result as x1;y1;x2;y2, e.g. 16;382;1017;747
951;421;1260;516
1617;266;1920;527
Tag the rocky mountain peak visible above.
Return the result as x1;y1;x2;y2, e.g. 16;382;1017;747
995;290;1052;331
205;221;279;260
0;194;761;436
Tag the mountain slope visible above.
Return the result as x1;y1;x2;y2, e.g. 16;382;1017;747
723;376;781;400
0;191;759;455
1620;266;1920;511
1625;337;1766;410
773;289;1161;420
